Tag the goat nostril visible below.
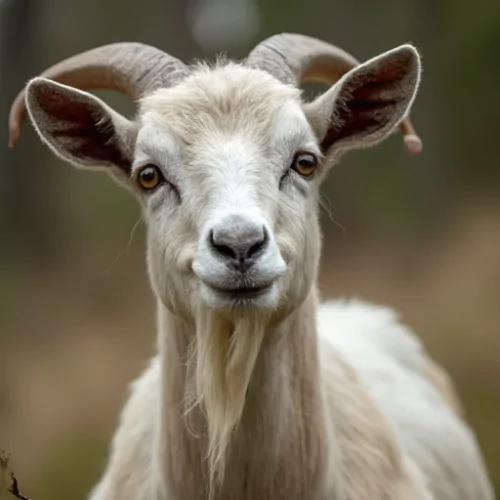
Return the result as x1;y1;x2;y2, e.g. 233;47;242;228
209;230;237;259
247;228;268;259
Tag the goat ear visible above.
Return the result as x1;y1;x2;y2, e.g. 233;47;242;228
25;77;136;182
304;45;421;157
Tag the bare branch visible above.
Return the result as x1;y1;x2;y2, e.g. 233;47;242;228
1;449;32;500
8;472;31;500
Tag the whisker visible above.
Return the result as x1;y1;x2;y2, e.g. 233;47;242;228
106;217;143;274
319;193;348;241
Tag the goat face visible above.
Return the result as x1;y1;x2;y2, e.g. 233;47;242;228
16;45;420;319
138;65;322;316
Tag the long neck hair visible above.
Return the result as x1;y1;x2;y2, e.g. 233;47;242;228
185;304;267;496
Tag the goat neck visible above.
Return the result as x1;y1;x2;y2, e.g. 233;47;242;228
156;287;331;500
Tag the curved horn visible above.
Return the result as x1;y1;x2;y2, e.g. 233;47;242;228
246;33;422;155
9;42;187;148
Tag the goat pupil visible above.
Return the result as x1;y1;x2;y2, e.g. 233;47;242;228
141;168;156;182
299;155;315;167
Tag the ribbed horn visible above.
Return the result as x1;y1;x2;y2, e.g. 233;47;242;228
246;33;422;155
9;42;187;148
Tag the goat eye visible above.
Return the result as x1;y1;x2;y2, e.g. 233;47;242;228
137;165;163;191
291;153;317;178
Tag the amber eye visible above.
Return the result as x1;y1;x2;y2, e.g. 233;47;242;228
291;153;318;178
137;165;163;191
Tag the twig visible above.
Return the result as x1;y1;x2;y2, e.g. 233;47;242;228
8;472;31;500
0;449;32;500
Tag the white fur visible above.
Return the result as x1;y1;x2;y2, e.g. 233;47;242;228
318;299;494;500
87;300;495;500
20;49;495;500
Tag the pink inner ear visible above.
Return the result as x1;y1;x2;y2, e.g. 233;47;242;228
33;85;132;170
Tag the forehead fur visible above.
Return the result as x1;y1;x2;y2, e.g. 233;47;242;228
138;62;302;143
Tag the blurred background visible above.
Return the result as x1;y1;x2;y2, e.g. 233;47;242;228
0;0;499;497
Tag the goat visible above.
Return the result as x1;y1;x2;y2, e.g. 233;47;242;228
9;33;495;500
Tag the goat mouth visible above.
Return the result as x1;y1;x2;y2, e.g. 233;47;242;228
198;280;279;310
209;284;271;299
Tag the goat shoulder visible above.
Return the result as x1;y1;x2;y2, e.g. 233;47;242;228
318;299;494;500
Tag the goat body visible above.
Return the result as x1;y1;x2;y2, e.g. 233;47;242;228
87;296;493;500
8;33;495;500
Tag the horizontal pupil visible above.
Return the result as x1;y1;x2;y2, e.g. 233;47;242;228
298;156;314;167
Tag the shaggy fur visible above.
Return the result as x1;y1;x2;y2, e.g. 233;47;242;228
15;42;495;500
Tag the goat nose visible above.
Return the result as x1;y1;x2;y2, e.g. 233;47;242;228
209;215;268;270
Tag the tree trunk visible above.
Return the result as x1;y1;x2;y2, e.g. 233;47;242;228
0;0;59;267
